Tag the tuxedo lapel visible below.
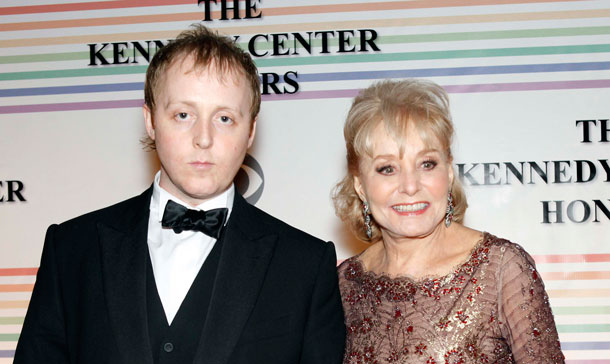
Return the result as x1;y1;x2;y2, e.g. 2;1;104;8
194;194;278;364
99;188;154;364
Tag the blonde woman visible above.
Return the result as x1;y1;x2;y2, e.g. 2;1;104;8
334;79;564;364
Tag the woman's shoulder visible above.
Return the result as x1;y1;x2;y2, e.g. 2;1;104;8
337;256;356;273
337;242;385;286
337;255;368;291
338;242;383;271
482;232;538;268
337;253;366;279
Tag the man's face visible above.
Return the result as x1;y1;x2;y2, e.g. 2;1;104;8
143;56;256;206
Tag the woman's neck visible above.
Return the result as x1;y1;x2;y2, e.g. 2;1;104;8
362;223;481;279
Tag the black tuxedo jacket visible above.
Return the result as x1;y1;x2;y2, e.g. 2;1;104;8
15;188;346;364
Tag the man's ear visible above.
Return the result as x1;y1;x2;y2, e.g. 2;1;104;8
143;104;155;141
247;117;257;148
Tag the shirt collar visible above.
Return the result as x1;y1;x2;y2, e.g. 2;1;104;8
151;171;234;224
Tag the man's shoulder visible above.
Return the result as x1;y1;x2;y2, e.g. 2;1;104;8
235;198;331;254
238;201;339;281
244;202;324;239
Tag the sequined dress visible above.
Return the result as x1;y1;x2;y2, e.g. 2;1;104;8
338;233;564;364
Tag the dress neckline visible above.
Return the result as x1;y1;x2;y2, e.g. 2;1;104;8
348;231;490;285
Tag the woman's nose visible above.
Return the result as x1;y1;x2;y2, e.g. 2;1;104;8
398;169;420;195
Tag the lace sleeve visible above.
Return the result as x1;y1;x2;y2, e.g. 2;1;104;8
497;244;564;364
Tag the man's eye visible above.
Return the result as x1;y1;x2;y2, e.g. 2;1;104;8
176;112;189;120
219;115;233;124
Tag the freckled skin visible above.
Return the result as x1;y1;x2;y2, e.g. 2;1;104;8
143;56;256;207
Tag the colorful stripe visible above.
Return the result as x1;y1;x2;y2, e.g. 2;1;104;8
533;254;610;264
0;269;36;277
2;44;610;82
0;83;144;97
0;285;33;293
553;306;610;315
0;100;143;114
2;61;609;97
0;0;588;17
254;44;610;67
0;301;29;309
0;66;148;82
0;335;19;342
558;324;610;333
542;271;610;280
561;342;610;350
0;350;15;358
3;8;610;48
4;79;610;114
0;0;191;15
3;26;610;65
443;79;610;92
0;318;23;325
0;0;593;32
547;289;610;298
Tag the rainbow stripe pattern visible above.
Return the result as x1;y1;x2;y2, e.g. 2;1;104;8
2;0;610;113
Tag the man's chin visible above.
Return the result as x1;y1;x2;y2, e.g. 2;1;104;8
181;184;231;204
181;190;217;203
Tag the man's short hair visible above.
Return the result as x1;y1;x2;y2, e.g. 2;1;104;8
143;24;261;148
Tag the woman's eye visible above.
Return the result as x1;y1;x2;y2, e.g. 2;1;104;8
376;165;395;174
422;160;437;169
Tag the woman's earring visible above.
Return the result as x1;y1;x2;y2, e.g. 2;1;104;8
363;201;372;239
445;192;454;228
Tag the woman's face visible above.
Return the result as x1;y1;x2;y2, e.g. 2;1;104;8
354;123;453;240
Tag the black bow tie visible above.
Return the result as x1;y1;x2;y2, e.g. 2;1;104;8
161;200;228;238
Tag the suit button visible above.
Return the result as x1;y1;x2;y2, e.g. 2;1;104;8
163;342;174;353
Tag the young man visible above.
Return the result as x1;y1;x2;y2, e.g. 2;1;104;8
15;25;346;364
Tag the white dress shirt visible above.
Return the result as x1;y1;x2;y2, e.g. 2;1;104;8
147;171;234;324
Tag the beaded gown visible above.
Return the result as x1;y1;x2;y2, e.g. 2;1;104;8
338;233;564;364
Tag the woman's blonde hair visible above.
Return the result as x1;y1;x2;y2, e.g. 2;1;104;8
332;79;467;242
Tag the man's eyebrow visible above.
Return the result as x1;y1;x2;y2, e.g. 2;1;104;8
214;105;245;117
163;100;197;109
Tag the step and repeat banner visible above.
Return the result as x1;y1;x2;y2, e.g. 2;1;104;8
1;0;609;362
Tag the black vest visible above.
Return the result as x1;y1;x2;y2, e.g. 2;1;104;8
146;233;224;364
